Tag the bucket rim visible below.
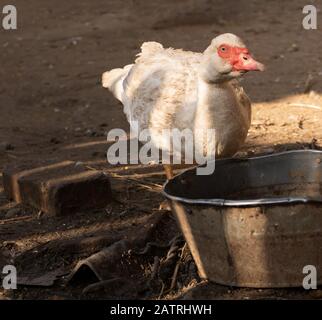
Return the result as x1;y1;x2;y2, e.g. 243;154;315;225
162;149;322;207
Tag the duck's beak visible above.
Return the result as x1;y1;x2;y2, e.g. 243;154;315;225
233;52;265;72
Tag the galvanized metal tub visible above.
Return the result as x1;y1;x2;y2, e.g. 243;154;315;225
163;150;322;288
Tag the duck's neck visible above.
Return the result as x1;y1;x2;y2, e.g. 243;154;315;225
195;76;228;128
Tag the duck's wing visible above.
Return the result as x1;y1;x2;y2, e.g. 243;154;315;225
125;42;201;133
103;42;201;134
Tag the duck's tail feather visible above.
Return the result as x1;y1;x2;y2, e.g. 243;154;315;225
102;64;133;102
135;41;164;61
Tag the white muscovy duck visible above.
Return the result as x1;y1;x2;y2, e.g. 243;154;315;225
102;33;264;178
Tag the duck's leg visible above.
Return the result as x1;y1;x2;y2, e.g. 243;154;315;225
159;164;173;211
163;164;174;180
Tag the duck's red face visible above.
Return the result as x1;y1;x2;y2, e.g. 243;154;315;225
217;44;264;72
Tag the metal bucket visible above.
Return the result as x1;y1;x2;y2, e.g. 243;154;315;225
163;150;322;288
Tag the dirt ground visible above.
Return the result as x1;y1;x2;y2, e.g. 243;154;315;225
1;0;322;300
